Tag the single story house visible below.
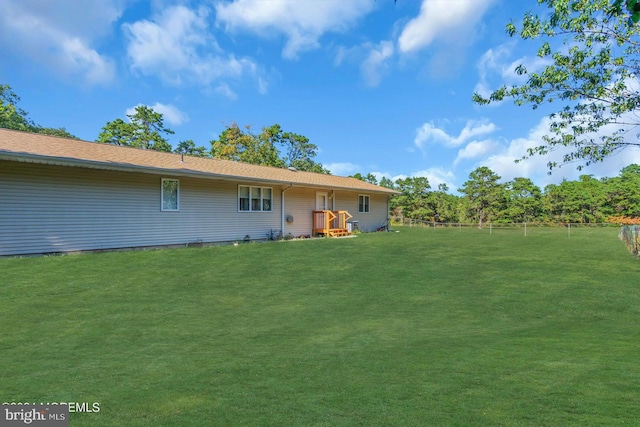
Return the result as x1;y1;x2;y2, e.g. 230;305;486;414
0;129;399;256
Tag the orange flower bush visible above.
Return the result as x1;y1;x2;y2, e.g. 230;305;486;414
607;216;640;225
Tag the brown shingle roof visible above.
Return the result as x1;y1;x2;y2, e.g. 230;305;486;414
0;128;398;194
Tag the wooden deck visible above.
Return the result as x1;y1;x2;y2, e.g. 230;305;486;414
313;210;353;237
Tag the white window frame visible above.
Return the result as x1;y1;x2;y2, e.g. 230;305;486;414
161;178;180;211
358;194;370;213
238;185;273;212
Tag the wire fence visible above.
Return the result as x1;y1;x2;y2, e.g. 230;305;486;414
392;217;618;237
619;225;640;257
390;218;640;257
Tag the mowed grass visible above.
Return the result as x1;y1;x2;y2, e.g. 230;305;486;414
1;227;639;426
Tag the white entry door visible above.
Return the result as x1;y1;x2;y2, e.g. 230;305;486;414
316;192;329;210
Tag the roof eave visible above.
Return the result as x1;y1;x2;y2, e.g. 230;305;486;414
0;151;400;194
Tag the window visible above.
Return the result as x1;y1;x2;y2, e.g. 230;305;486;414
162;179;179;211
358;194;370;213
239;185;273;212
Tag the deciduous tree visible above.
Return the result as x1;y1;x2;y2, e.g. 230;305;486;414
210;122;328;172
603;163;640;216
1;84;78;138
504;177;543;222
0;84;33;131
473;0;640;170
210;122;283;167
543;175;607;222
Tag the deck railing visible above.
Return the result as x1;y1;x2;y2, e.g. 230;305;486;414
313;210;353;236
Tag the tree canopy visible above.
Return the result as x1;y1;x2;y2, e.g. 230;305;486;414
358;165;640;225
1;84;33;132
459;167;505;228
2;83;329;171
210;123;329;173
173;140;209;158
473;0;640;170
97;106;174;152
1;84;78;139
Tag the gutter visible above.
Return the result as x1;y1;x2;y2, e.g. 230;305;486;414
281;184;294;237
387;195;390;222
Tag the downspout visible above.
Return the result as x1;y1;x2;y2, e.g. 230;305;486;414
281;184;293;237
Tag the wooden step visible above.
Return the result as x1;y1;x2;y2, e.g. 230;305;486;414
328;229;351;237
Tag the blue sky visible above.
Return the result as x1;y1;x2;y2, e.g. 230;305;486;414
2;0;639;192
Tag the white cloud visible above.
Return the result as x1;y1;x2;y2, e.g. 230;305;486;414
415;119;497;149
214;84;238;100
149;103;189;126
125;103;189;126
361;41;394;87
334;45;352;67
480;116;640;188
398;0;496;54
455;140;498;165
0;0;119;84
332;41;395;86
257;77;269;95
371;168;456;192
411;167;457;191
215;0;375;59
124;5;264;90
474;42;552;103
476;43;514;82
325;162;361;176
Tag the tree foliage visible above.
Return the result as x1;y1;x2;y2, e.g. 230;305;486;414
174;140;210;158
505;177;543;222
473;0;640;170
543;175;608;222
602;163;640;215
210;122;329;173
459;167;505;227
1;84;78;138
210;123;284;167
280;130;328;173
393;177;433;220
0;84;33;131
335;165;640;224
97;106;174;152
350;173;379;184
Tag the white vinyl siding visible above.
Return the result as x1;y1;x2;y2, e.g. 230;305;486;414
0;159;392;255
358;194;370;213
281;189;388;235
333;191;388;232
161;178;179;211
281;187;318;236
239;185;272;212
0;161;282;255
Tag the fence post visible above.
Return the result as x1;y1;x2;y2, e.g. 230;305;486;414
490;223;492;235
568;223;571;238
524;222;527;237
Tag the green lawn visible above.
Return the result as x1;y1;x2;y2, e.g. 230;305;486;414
1;227;639;426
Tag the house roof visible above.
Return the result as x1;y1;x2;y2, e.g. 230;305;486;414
0;128;399;194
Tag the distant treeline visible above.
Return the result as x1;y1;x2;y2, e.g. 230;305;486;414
350;165;640;225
